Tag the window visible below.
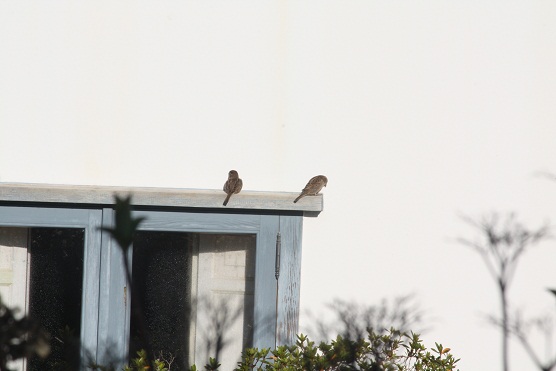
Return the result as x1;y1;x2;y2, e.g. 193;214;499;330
128;232;256;370
0;207;102;371
28;228;85;370
113;210;275;371
129;231;194;368
0;184;313;370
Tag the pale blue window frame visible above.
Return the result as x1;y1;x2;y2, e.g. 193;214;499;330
97;208;283;367
0;203;302;369
0;206;103;363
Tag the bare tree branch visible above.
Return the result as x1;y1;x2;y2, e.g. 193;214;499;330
457;212;550;371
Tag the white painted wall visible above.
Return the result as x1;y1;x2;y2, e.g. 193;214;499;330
2;2;556;370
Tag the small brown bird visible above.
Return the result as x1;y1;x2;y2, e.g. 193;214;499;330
294;175;328;203
223;170;243;206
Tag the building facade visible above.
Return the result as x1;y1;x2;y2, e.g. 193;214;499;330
0;183;323;370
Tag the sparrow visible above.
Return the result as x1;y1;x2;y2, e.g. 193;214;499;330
294;175;328;203
223;170;243;206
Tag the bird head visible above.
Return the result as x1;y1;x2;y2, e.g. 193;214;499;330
228;170;239;179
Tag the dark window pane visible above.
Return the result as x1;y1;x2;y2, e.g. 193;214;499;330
28;228;84;371
130;232;192;369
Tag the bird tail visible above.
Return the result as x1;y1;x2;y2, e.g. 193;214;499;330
293;195;303;203
223;193;232;206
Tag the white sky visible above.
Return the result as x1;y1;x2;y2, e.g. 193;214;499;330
1;2;556;370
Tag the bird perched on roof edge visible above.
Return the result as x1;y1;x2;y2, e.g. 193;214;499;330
223;170;243;206
294;175;328;203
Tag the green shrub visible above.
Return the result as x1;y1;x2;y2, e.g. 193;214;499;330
122;350;168;371
120;328;459;371
234;329;459;371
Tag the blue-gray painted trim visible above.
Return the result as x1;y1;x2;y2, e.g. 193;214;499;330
96;208;130;369
253;215;280;350
133;210;261;233
0;206;97;227
81;210;103;366
276;215;303;346
0;183;323;214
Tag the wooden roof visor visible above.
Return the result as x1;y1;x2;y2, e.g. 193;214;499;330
0;183;323;216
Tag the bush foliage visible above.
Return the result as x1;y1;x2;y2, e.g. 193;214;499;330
235;330;458;371
119;329;459;371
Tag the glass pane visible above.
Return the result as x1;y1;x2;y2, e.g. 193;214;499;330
129;232;256;371
0;227;28;312
27;228;85;370
194;234;256;371
130;231;193;369
0;227;29;371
